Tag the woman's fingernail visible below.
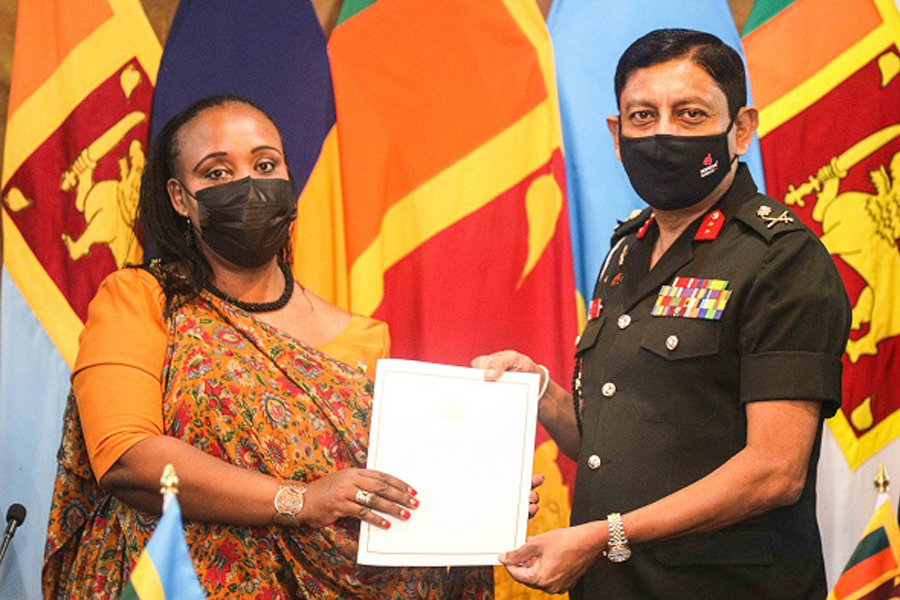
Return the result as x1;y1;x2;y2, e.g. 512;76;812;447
410;497;419;508
409;487;417;496
401;510;410;520
383;520;391;529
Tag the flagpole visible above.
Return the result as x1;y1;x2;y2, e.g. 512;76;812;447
160;464;179;513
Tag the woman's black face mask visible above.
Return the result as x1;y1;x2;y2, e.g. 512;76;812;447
618;120;736;211
180;176;297;268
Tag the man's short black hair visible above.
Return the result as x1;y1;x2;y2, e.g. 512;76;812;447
614;28;747;119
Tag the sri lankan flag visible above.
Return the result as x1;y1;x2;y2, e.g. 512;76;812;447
295;1;579;596
120;494;205;600
741;0;900;582
1;1;159;596
827;495;900;600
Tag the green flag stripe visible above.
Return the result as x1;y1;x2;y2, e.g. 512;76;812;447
742;0;795;36
336;0;377;26
843;527;892;573
119;581;140;600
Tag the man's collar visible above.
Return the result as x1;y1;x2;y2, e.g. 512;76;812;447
708;162;758;219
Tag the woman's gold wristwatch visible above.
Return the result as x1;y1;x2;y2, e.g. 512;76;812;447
273;480;308;526
605;512;632;562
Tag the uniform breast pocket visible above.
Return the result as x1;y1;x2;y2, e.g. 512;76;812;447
640;317;721;360
575;316;605;357
627;317;724;425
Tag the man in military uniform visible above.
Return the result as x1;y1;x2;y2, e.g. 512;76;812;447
475;29;850;598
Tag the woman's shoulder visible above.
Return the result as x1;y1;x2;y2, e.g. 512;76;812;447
345;313;388;334
75;267;168;374
97;266;163;295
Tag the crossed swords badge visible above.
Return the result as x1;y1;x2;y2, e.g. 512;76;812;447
756;205;794;228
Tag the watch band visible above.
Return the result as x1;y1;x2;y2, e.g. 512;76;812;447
605;512;632;562
273;480;308;527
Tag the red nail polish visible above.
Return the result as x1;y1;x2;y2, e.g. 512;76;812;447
383;521;391;529
410;498;419;508
401;510;410;520
409;487;417;496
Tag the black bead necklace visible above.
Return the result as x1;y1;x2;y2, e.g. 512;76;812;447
205;260;294;313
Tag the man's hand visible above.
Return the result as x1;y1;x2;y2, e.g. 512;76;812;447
499;522;607;594
472;350;541;381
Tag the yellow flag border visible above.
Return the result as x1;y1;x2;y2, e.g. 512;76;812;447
757;0;900;138
755;0;900;471
2;0;161;368
826;499;900;600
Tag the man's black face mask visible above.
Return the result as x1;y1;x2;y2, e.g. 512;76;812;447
618;119;736;211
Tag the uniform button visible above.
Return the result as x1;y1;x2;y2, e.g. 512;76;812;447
617;314;632;329
587;455;602;470
666;335;679;351
602;382;617;398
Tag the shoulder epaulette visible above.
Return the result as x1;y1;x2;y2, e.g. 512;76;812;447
734;194;806;243
611;207;653;246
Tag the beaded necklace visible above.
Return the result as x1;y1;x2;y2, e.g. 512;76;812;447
205;260;294;313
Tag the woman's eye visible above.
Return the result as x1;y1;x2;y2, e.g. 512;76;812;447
206;168;229;180
256;159;279;174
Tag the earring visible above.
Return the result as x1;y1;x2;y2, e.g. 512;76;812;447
184;216;194;246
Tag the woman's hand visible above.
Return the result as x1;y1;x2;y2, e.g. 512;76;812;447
529;474;545;519
301;468;419;530
472;350;543;383
499;522;607;594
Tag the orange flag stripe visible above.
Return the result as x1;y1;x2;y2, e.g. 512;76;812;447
743;0;881;111
832;545;898;599
327;0;548;266
7;0;113;116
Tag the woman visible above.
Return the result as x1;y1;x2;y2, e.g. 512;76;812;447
43;95;493;599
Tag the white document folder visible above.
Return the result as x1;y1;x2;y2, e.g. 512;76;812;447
357;358;540;566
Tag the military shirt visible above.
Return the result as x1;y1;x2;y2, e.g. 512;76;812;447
570;165;851;600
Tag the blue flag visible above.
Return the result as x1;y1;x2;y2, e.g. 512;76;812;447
149;0;334;192
547;0;766;302
120;495;206;599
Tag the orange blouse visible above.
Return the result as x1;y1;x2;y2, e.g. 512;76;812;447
73;268;390;480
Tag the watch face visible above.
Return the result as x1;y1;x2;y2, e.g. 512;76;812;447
607;546;632;563
275;486;305;515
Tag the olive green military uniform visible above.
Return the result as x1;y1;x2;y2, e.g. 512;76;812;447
570;164;850;599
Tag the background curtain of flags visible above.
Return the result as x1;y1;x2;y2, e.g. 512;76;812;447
741;0;900;584
0;1;159;598
3;1;900;599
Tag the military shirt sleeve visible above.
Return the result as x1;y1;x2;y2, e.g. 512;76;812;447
738;230;850;416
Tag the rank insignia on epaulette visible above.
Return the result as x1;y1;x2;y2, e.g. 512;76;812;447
637;215;655;239
589;298;603;320
651;277;732;320
695;209;725;241
756;205;794;228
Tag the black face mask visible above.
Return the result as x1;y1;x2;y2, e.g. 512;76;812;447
618;121;736;211
181;176;297;268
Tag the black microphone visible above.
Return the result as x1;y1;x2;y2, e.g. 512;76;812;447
0;504;26;568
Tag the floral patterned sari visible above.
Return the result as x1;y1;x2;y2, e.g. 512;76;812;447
43;291;493;599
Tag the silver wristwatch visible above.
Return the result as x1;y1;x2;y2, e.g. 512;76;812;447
605;512;632;562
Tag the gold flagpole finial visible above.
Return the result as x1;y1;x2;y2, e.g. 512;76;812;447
160;464;180;496
875;464;890;494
